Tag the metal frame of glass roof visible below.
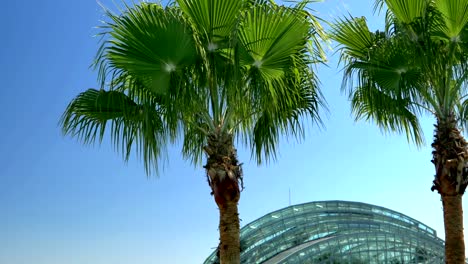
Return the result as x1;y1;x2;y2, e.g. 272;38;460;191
204;200;446;263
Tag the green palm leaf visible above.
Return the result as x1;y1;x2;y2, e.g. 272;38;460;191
178;0;243;44
332;16;375;62
435;0;468;39
333;12;435;145
383;0;427;24
60;89;166;174
104;3;197;95
351;83;423;145
251;65;325;162
458;97;468;129
238;5;310;80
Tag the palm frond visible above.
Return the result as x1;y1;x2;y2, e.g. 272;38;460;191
458;98;468;130
101;3;197;95
250;65;326;163
331;16;376;62
60;89;167;174
232;3;321;127
351;84;424;145
332;8;427;146
216;3;328;162
238;5;310;79
182;120;209;165
435;0;468;39
177;0;243;43
384;0;428;25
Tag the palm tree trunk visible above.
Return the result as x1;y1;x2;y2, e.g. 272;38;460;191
205;130;242;264
431;115;468;264
218;199;240;264
442;194;465;264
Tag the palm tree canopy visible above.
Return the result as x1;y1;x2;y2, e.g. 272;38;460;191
332;0;468;145
61;0;328;174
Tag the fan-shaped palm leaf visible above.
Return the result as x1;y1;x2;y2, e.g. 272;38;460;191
104;3;197;95
178;0;242;45
60;89;166;174
351;84;423;144
378;0;428;24
435;0;468;39
332;16;375;62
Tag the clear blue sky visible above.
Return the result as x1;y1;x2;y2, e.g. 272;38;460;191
0;1;463;263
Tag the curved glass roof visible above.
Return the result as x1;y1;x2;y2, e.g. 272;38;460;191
204;200;446;263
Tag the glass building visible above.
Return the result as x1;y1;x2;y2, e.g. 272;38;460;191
204;200;447;263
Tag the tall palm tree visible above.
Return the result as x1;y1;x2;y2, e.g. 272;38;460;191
60;0;327;263
331;0;468;262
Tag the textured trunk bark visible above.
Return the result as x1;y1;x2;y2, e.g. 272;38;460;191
431;115;467;263
205;130;242;264
218;200;240;264
442;194;465;264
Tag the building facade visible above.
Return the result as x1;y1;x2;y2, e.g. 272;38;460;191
204;201;445;263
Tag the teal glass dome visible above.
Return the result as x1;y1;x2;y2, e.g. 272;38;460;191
204;200;446;263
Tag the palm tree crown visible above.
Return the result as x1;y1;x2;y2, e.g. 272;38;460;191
333;0;468;191
62;0;326;172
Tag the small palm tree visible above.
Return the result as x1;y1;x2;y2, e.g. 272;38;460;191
332;0;468;262
60;0;327;263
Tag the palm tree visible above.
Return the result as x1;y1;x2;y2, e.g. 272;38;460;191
331;0;468;262
60;0;327;263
